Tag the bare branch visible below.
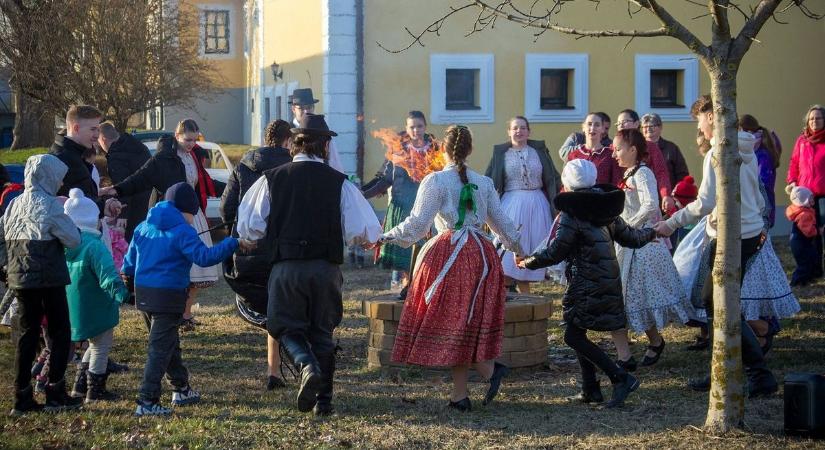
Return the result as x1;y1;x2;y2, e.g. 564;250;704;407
710;0;732;43
376;4;476;53
639;0;712;58
732;0;782;59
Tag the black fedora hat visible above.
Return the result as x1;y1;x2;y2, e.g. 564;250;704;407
291;88;319;106
291;113;337;137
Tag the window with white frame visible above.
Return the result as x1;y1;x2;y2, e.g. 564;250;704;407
635;55;698;121
524;54;588;123
430;54;494;124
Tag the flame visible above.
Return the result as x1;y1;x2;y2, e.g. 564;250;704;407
371;128;446;183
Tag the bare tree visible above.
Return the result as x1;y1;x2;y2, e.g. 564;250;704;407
381;0;823;433
0;0;221;147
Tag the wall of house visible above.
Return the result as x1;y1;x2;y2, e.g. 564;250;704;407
362;0;825;230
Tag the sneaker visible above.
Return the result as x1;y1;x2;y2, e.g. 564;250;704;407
171;387;201;406
134;401;172;416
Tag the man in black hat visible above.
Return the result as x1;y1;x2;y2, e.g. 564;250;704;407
236;113;380;415
290;88;344;173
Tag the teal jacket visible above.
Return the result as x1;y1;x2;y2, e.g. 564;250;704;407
65;229;130;341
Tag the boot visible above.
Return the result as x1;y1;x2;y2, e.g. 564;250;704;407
741;320;778;398
313;353;335;416
44;379;83;412
279;333;322;412
10;386;44;416
71;362;89;398
567;381;604;403
86;371;120;403
106;358;130;374
606;372;640;408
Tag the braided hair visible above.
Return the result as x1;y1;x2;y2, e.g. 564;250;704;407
264;119;292;147
443;125;473;209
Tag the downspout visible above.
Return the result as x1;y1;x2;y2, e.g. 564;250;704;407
355;0;365;180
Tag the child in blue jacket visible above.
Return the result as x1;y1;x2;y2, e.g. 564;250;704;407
122;182;252;416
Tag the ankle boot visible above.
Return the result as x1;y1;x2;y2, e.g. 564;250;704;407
568;381;604;403
279;333;322;412
71;362;89;398
86;371;119;403
741;320;778;398
44;379;83;412
10;386;44;416
313;353;335;416
606;372;640;408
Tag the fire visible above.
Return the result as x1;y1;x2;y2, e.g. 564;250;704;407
371;128;446;183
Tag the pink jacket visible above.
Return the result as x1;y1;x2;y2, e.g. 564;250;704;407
787;135;825;197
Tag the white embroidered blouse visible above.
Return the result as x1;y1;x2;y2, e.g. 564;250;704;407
621;164;661;228
503;146;543;192
383;164;524;255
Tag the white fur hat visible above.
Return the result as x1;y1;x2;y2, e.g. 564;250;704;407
791;186;814;207
64;188;100;230
561;159;598;191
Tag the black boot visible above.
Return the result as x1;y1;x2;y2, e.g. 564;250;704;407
313;353;335;416
741;319;778;398
10;386;44;416
86;371;120;403
568;381;604;404
606;372;640;408
106;358;130;374
279;333;322;412
44;379;83;412
71;362;89;398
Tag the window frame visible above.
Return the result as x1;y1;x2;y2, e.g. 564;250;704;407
429;54;494;124
524;53;589;123
198;5;235;59
203;10;230;55
634;54;698;121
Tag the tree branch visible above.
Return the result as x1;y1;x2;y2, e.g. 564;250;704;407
732;0;782;59
710;0;732;44
639;0;711;59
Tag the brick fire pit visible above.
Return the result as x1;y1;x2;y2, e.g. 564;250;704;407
362;292;552;369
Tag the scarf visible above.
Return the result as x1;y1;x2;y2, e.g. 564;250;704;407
804;127;825;144
190;146;216;213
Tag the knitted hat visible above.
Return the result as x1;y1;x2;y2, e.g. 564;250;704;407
164;182;199;215
64;188;100;229
790;186;814;207
672;175;699;206
561;159;597;191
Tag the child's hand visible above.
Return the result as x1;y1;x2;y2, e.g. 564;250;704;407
104;198;122;218
515;255;527;269
653;221;674;237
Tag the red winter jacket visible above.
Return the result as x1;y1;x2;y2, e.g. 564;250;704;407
786;204;818;238
787;135;825;197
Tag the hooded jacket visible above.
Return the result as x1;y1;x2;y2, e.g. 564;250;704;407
523;185;655;331
106;133;152;240
0;154;81;289
122;200;238;313
220;145;291;229
66;229;129;341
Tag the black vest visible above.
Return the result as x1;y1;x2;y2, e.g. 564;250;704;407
265;161;347;264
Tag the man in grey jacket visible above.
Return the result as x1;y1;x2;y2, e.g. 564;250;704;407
0;154;83;415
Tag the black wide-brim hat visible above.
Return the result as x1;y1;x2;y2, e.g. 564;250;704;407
291;88;320;105
291;113;338;137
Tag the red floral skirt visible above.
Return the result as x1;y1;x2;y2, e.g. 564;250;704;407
391;230;506;367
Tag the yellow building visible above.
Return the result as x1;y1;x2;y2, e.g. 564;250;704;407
157;1;824;232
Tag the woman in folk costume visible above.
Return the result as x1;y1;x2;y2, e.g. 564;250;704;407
382;125;524;412
362;111;442;298
610;129;694;369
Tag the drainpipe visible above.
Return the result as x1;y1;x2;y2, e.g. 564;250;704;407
355;0;365;180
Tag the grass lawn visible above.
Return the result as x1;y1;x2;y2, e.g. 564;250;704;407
0;148;48;165
0;243;823;449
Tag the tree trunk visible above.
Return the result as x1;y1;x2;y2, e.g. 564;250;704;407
10;92;54;150
704;62;746;433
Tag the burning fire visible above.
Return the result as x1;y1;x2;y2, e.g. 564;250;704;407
371;128;446;183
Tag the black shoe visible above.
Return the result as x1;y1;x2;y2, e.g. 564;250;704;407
686;336;709;351
10;386;44;416
640;338;666;367
616;356;637;372
748;378;778;398
482;362;509;406
566;382;604;404
44;379;83;412
279;333;322;412
71;362;89;398
687;375;710;392
267;376;286;391
448;397;472;412
398;285;409;300
86;371;119;403
313;353;335;416
106;358;130;374
606;373;640;408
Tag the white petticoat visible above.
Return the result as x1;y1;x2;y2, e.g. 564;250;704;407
500;189;553;282
189;209;220;286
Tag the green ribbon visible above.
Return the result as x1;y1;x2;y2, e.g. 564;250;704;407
454;183;478;230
